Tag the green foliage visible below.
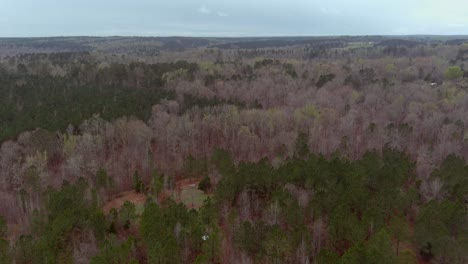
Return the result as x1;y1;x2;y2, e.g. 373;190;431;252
0;60;202;142
118;201;137;229
263;225;293;263
235;222;294;262
91;236;137;264
317;249;340;263
339;242;366;264
15;181;106;264
329;203;367;248
150;170;164;196
140;201;204;264
316;73;336;88
283;63;298;78
338;229;395;264
95;167;111;190
215;158;276;204
0;76;174;142
397;250;418;264
235;221;266;256
210;149;235;177
388;214;410;256
14;235;37;264
414;200;467;263
294;132;310;158
430;154;468;203
140;202;180;264
365;229;396;264
183;155;208;178
210;148;423;262
275;190;304;226
0;217;9;264
197;224;222;263
1;146;465;263
199;197;217;225
198;176;212;192
193;254;210;264
254;59;279;69
445;66;463;80
183;94;247;112
133;171;144;193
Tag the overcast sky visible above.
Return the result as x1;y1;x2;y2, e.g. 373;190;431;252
1;0;467;37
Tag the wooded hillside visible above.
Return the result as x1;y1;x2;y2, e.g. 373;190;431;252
0;36;467;263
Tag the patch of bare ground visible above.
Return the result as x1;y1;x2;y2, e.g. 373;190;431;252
102;191;147;213
102;177;205;213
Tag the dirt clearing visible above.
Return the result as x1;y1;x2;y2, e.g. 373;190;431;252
103;190;147;213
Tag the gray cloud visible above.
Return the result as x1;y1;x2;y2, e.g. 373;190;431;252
217;11;229;17
197;6;212;14
0;0;467;37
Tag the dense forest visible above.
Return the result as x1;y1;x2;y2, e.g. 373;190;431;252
0;36;467;263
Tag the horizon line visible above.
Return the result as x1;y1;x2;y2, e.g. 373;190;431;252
1;34;468;39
